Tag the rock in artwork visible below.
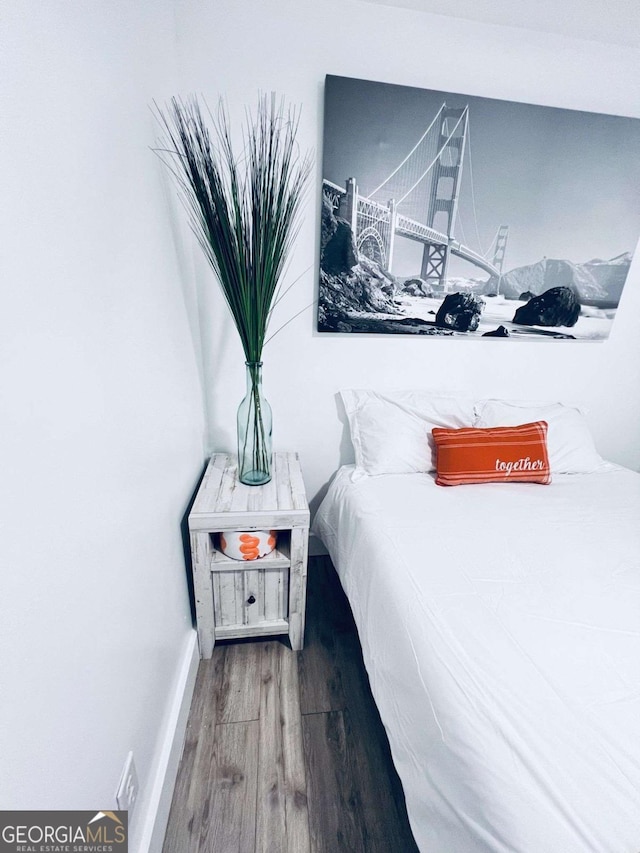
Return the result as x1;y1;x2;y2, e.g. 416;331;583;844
318;75;640;341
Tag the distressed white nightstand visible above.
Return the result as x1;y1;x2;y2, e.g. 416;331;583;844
188;452;310;657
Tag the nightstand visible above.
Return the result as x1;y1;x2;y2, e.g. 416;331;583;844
188;451;310;657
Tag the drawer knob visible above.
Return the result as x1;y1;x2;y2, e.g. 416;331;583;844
247;594;256;605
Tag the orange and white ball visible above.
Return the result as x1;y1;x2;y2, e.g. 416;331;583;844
219;530;277;561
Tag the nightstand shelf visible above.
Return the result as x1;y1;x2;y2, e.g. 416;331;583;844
209;540;291;571
188;452;309;657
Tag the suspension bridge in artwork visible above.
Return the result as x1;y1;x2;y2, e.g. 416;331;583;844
323;103;509;290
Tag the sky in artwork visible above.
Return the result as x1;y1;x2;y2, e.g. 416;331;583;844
322;75;640;279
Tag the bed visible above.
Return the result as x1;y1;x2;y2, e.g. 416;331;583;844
312;390;640;853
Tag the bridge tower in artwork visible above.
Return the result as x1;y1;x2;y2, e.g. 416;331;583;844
322;100;506;286
420;106;469;289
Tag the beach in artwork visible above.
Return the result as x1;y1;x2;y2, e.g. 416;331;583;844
400;293;616;341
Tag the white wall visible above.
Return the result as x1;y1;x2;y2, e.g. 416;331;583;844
174;0;640;532
0;2;205;848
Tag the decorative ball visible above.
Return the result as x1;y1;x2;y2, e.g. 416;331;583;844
219;530;277;561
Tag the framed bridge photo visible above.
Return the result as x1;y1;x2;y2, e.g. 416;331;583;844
318;74;640;340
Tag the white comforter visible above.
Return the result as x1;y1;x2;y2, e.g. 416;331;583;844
313;464;640;853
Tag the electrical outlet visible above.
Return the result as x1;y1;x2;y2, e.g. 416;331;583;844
116;752;138;815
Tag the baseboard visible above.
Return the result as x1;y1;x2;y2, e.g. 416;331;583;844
308;533;328;556
137;629;200;853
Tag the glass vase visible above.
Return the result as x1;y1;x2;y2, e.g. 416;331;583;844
237;362;273;486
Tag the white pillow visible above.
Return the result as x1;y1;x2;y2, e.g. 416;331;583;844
474;400;602;473
340;389;477;477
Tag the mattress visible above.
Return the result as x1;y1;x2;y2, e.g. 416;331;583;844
313;463;640;853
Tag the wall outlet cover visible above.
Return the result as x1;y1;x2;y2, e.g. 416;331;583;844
116;751;138;815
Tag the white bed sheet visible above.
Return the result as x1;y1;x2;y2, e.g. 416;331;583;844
313;463;640;853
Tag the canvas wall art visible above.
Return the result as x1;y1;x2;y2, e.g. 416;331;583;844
318;75;640;340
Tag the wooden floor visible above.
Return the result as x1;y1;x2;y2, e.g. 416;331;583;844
162;556;419;853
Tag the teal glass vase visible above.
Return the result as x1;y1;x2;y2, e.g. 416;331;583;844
237;362;273;485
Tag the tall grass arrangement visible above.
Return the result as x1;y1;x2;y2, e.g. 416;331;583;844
154;94;313;483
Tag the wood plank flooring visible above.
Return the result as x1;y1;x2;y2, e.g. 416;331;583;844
162;556;419;853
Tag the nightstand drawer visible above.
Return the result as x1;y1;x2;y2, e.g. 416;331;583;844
212;565;289;640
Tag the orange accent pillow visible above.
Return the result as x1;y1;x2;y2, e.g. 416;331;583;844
432;421;551;486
